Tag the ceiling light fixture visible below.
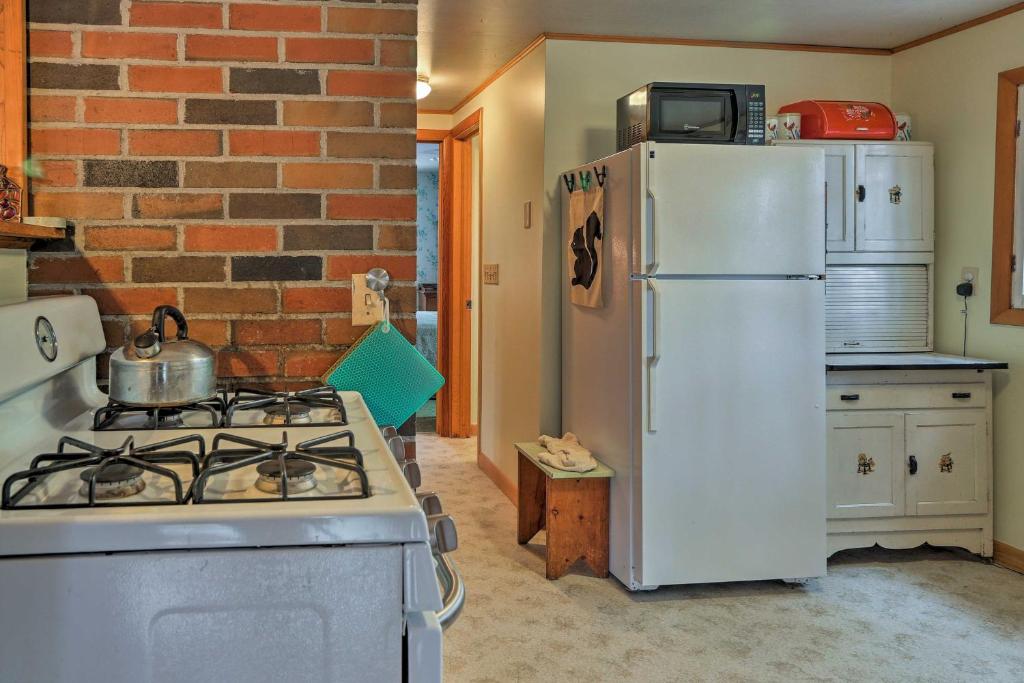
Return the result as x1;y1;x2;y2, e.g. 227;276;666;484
416;75;432;101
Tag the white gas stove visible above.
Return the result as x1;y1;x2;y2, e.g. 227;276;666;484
0;295;462;683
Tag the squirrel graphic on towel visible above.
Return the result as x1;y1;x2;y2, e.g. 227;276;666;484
567;186;604;308
571;210;601;289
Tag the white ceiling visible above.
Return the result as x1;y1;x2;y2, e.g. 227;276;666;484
417;0;1013;110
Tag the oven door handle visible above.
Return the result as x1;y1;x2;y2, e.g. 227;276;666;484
435;551;465;630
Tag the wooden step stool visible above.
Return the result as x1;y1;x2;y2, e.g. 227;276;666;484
514;442;614;580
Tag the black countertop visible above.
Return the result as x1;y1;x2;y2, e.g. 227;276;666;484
826;353;1008;371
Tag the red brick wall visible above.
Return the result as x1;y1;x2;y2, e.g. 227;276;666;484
25;0;418;390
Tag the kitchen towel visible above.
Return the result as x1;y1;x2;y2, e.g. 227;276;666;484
538;432;597;473
321;321;444;429
567;185;604;308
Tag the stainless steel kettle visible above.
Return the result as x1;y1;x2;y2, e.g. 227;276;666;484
108;306;217;407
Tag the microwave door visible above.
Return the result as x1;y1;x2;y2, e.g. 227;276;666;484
656;91;736;141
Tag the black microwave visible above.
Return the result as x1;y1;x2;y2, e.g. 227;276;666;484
616;82;766;150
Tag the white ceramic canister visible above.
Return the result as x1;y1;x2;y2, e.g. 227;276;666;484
895;112;912;141
778;112;801;140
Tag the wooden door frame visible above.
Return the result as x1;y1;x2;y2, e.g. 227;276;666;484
418;109;482;438
1;0;27;192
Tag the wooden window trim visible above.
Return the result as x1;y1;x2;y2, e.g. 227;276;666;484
992;66;1024;325
1;0;27;191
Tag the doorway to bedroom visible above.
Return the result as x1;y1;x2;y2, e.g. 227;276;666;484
415;140;441;432
416;113;481;438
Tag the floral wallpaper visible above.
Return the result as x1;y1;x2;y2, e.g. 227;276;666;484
417;167;439;284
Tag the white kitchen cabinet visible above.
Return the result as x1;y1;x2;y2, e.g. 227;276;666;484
826;411;904;518
824;145;855;252
856;144;934;253
905;410;987;516
778;141;933;254
824;358;1002;558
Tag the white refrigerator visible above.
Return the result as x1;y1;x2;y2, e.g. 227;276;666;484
562;142;826;590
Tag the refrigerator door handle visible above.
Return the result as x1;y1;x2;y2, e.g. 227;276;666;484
646;188;658;275
646;279;660;432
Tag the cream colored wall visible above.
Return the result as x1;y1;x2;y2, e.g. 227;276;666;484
543;39;893;230
0;249;27;306
416;112;453;131
451;45;547;483
893;11;1024;551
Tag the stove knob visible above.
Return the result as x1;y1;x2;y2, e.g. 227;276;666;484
402;460;422;490
428;514;458;554
387;435;407;463
417;492;443;516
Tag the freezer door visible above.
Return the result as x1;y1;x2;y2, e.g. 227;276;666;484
640;143;824;276
636;278;826;587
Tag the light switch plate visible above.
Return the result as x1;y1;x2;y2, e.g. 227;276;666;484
483;263;499;285
352;274;383;325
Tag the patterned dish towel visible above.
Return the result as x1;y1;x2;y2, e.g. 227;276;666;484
537;432;597;473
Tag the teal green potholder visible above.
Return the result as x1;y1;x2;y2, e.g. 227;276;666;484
321;321;445;428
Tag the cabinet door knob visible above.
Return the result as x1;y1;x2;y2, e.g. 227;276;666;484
908;455;918;475
952;392;972;399
840;394;860;401
856;185;866;202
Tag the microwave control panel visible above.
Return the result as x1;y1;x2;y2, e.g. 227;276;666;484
745;88;766;144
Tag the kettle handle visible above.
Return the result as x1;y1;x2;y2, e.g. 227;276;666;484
152;305;189;342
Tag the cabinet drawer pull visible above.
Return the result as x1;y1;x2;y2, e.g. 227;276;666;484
908;455;918;475
840;394;860;401
952;392;972;399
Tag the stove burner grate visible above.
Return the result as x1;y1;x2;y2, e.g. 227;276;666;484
93;392;227;431
192;431;367;503
225;386;347;428
1;434;204;509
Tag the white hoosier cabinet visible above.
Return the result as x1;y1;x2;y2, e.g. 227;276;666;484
825;354;1006;557
780;139;1007;559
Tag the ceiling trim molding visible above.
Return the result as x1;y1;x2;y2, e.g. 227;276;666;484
543;32;891;56
892;1;1024;52
418;3;1024;115
445;34;547;116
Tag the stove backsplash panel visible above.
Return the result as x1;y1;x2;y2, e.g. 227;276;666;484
24;0;418;394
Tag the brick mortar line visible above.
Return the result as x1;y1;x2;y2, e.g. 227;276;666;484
28;26;417;41
30;125;418;134
29;91;416;105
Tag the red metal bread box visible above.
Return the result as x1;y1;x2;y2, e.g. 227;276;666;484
778;100;896;140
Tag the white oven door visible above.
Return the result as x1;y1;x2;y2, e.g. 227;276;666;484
0;546;405;683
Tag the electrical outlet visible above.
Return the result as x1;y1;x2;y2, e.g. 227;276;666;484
483;263;499;285
960;267;979;295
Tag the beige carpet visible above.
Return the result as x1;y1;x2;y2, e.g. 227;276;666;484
415;435;1024;683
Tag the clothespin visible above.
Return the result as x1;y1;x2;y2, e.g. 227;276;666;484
594;165;607;188
580;171;592;191
562;173;576;193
